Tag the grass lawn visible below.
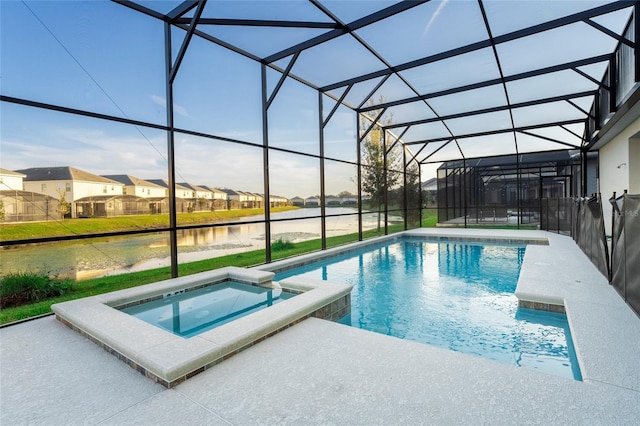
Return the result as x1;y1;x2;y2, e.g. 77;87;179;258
0;207;298;242
422;208;437;227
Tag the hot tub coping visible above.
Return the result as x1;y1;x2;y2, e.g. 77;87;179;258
52;266;352;387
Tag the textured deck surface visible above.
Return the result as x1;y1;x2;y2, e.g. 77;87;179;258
2;230;639;425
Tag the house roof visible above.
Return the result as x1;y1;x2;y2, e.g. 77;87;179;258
102;174;165;189
220;188;239;196
178;182;210;193
146;179;191;192
200;185;228;195
421;177;437;191
15;166;121;184
0;168;26;177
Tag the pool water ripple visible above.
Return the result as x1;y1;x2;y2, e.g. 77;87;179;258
275;239;581;380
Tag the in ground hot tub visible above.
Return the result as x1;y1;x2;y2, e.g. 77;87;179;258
52;267;351;387
119;280;297;338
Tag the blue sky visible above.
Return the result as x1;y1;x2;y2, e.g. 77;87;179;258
0;0;630;197
1;0;364;197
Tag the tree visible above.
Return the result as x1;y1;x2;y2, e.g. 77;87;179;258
360;97;402;229
404;162;422;227
56;188;71;219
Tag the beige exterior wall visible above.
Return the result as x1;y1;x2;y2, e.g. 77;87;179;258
23;180;72;201
194;190;212;199
212;192;228;201
128;185;166;198
175;187;191;198
599;116;640;235
72;181;124;199
23;180;124;202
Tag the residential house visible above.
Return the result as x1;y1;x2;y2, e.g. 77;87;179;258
179;182;213;211
422;177;437;207
146;179;196;213
103;175;166;198
238;191;258;209
340;196;357;206
15;166;124;218
269;194;290;207
0;168;58;222
102;174;168;214
325;195;341;206
146;179;192;198
0;168;26;191
220;189;247;210
249;193;263;209
290;196;304;207
200;186;229;210
305;196;320;207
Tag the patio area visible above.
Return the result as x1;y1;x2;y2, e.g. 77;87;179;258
2;229;639;425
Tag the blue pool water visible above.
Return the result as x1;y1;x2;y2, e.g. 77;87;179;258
121;281;295;338
275;238;582;380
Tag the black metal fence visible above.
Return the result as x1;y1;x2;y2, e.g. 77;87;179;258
610;193;640;317
574;196;609;280
437;152;581;227
540;198;574;235
541;194;639;317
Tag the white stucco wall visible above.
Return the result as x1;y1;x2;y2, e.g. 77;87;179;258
0;174;24;191
630;137;640;194
599;116;640;235
72;181;124;199
25;180;124;201
195;190;212;199
175;188;191;199
212;192;228;200
131;185;166;198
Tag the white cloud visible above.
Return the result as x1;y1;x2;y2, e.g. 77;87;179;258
424;0;450;34
1;127;168;178
1;111;355;198
151;94;190;118
151;95;165;107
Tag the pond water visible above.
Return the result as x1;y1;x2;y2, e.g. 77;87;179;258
0;208;402;280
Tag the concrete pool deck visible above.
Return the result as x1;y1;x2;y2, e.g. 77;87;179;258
49;267;352;387
2;229;640;424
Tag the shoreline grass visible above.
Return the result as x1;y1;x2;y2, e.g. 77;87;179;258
0;206;299;242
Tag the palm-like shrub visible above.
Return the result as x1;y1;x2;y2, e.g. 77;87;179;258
0;272;71;308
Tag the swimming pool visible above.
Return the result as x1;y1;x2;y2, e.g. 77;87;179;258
120;281;296;338
275;238;581;380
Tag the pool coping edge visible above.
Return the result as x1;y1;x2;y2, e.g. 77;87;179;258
52;266;352;387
